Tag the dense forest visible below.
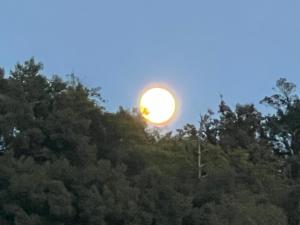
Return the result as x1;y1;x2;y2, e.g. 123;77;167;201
1;59;300;225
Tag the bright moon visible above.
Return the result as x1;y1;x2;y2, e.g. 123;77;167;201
139;87;176;125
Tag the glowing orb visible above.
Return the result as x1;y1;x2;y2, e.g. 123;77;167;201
139;87;176;125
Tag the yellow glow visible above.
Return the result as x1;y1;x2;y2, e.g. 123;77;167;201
139;87;176;125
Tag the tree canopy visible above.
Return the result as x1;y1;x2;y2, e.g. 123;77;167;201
0;59;299;225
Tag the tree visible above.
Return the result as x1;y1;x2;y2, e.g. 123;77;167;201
0;59;297;225
261;78;300;155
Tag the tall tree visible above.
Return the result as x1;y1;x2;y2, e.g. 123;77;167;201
261;78;300;155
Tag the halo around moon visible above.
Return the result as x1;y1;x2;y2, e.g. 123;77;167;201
139;87;176;125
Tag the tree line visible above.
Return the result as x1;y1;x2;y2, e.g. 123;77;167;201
0;59;300;225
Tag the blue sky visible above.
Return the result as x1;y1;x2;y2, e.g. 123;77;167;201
1;0;300;130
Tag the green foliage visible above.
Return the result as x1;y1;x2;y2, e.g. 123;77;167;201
0;59;299;225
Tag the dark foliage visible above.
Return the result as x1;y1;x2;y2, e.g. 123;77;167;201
0;59;299;225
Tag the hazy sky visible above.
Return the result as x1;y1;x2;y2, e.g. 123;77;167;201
2;0;300;130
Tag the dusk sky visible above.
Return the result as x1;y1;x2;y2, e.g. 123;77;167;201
2;0;300;130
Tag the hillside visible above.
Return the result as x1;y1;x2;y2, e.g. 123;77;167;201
0;59;300;225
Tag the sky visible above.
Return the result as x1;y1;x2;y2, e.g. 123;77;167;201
1;0;300;130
